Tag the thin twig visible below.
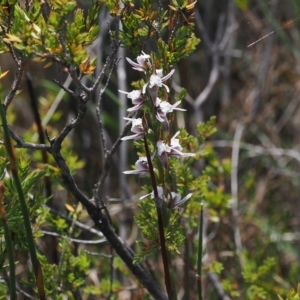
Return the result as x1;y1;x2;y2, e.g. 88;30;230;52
95;119;132;199
91;41;121;92
84;250;114;258
35;75;73;139
52;95;88;150
8;126;51;150
211;140;300;164
194;9;213;49
207;272;231;300
4;57;24;109
40;230;106;244
96;58;119;157
193;52;219;108
193;5;235;110
47;206;104;237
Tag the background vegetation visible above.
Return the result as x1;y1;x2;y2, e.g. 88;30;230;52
1;0;300;299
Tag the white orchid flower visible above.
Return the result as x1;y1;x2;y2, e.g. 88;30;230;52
126;52;151;72
155;98;186;129
123;156;149;176
157;131;195;169
121;118;145;141
119;89;145;115
143;69;175;104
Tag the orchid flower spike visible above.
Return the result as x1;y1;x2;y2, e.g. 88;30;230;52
121;118;145;141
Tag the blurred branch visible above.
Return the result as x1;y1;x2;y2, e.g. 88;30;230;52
230;122;244;256
40;230;106;244
201;208;231;300
172;82;195;105
51;94;88;150
115;16;130;297
193;10;221;108
3;273;36;299
95;119;132;200
275;94;299;133
117;47;128;202
193;51;219;108
3;55;24;109
84;250;113;258
221;0;236;105
47;206;104;238
211;140;300;163
250;0;278;120
95;57;119;160
194;9;213;49
207;272;231;300
255;0;300;63
32;75;73;141
193;3;236;110
90;41;121;93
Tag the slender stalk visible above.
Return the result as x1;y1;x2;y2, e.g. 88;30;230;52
143;135;173;299
0;183;16;299
197;204;204;300
0;103;45;300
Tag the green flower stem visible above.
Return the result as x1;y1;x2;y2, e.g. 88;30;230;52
0;183;16;299
197;204;204;300
0;103;45;300
143;135;173;300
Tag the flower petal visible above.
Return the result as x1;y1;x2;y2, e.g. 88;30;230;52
126;57;145;72
161;69;175;82
118;89;129;95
